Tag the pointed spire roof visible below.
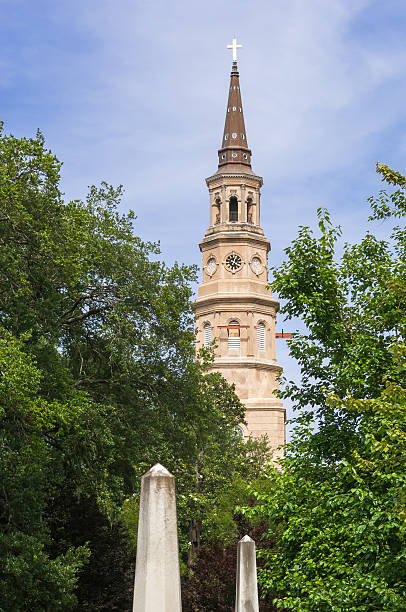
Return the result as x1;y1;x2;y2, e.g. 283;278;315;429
217;59;253;173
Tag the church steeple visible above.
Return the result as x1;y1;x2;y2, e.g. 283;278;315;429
218;58;252;171
205;40;263;230
194;39;285;456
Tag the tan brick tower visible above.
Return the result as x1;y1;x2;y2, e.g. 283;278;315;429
194;44;285;455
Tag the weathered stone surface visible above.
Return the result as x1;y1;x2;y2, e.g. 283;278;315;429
133;464;182;612
235;535;259;612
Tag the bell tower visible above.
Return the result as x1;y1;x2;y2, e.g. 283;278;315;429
194;41;285;455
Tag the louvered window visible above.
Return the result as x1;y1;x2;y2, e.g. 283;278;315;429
229;197;238;222
204;323;211;347
257;322;265;351
228;321;240;354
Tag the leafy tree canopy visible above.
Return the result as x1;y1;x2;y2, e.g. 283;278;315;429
245;380;406;611
271;162;406;456
0;124;267;610
243;165;406;611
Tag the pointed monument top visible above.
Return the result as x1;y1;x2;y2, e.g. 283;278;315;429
240;535;254;543
146;463;173;477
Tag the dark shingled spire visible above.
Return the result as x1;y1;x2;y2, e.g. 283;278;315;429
217;60;252;172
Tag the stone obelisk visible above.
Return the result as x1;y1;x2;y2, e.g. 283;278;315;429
132;464;182;612
235;535;260;612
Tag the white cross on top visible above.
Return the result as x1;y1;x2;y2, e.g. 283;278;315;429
227;38;242;62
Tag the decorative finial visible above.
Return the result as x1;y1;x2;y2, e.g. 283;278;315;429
227;37;243;62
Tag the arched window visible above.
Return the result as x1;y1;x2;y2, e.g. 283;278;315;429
229;197;238;222
204;323;211;347
257;322;265;351
228;320;240;353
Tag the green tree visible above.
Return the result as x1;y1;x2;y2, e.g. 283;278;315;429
0;124;267;610
0;330;90;611
271;163;406;457
243;165;406;610
246;382;406;611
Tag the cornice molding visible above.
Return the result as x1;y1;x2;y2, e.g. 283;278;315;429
244;406;285;413
195;304;276;317
194;293;279;310
206;172;263;186
210;359;283;373
199;231;269;248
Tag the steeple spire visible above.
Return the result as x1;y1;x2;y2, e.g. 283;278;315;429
218;39;252;172
196;42;285;454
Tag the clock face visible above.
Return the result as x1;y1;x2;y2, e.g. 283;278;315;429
225;253;242;271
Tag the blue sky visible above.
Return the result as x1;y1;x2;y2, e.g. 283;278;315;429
2;0;406;428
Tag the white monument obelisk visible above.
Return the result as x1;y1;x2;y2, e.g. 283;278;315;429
133;464;182;612
235;535;260;612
